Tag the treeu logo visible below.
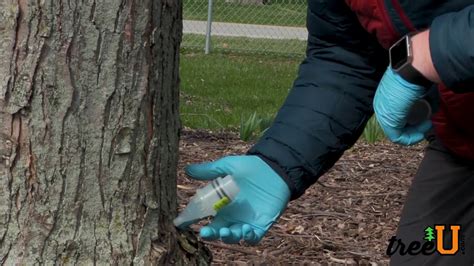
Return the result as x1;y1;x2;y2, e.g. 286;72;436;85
386;225;465;256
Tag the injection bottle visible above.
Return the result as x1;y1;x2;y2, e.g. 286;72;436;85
174;175;240;229
407;99;432;126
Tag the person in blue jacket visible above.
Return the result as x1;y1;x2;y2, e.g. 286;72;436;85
185;1;474;264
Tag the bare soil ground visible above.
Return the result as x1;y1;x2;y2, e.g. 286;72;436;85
177;130;425;265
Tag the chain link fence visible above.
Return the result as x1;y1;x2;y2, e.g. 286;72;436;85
182;0;307;56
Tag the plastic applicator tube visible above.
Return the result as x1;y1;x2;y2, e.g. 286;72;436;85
174;175;240;228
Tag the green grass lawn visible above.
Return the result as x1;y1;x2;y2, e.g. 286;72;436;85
184;0;306;27
182;34;307;56
180;50;385;142
180;51;302;129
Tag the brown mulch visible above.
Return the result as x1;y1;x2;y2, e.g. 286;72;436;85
177;129;425;265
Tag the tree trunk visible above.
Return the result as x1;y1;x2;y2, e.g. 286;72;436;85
0;0;210;264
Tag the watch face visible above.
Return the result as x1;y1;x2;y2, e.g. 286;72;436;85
390;37;409;70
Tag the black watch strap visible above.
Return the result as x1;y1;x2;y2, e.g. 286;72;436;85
398;63;433;88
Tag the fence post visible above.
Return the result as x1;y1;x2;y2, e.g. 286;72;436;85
205;0;213;54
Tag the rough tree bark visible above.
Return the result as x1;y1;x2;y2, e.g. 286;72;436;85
0;0;210;264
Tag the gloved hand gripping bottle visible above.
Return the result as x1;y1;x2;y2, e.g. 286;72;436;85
174;175;240;229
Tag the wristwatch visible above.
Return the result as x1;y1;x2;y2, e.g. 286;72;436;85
389;34;433;88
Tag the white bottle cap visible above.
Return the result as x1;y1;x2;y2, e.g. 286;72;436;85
215;175;240;201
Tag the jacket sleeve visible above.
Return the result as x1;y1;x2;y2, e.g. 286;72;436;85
430;5;474;92
248;0;387;199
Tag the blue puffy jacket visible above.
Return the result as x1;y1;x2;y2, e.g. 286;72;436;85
249;1;474;199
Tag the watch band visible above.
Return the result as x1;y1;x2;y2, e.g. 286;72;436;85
397;63;433;88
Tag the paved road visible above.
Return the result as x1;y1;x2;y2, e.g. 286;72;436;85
183;20;307;41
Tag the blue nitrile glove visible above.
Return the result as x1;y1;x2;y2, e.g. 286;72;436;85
374;67;433;145
185;155;290;245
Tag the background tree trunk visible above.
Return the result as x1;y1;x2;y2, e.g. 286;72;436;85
0;0;210;264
